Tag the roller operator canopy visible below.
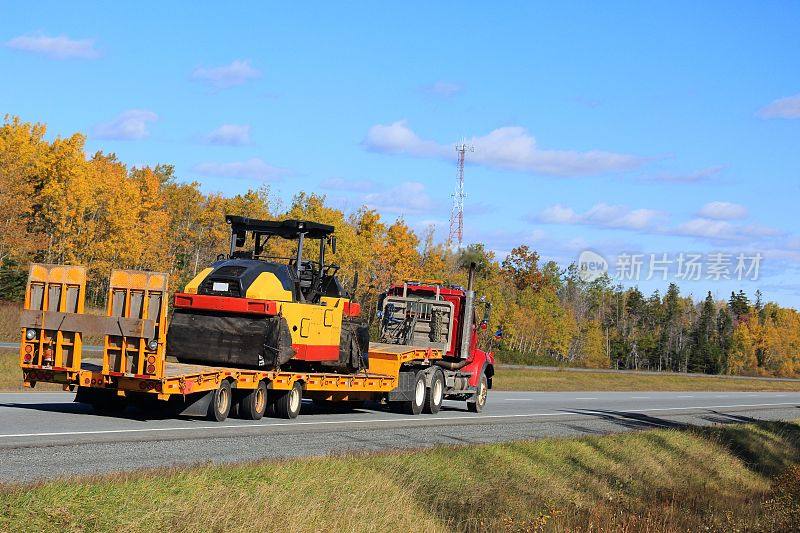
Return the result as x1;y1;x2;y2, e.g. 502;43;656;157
226;215;335;239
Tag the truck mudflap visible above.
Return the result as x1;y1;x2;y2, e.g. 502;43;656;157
387;369;420;402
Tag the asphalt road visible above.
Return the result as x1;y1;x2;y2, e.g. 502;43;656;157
1;390;798;483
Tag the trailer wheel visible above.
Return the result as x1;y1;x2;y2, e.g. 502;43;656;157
467;373;488;413
207;380;232;422
400;372;426;415
273;381;302;419
424;370;444;414
238;381;268;421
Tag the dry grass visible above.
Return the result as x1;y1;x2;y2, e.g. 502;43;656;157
493;366;800;392
0;301;19;341
0;350;60;391
1;421;798;532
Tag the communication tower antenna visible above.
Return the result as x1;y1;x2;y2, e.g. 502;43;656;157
448;141;474;249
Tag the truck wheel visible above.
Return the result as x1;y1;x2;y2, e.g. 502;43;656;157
207;380;232;422
424;370;444;414
467;373;488;413
238;381;268;421
402;372;426;415
273;381;302;419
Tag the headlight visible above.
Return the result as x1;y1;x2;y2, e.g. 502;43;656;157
147;339;158;351
25;329;37;341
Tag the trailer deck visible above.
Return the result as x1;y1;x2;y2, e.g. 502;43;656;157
23;342;441;398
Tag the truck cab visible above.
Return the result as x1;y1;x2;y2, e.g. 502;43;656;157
377;264;495;403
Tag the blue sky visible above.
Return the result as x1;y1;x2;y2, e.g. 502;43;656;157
2;2;799;306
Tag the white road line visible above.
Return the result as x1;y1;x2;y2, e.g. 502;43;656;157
677;395;694;398
575;397;598;400
631;396;650;399
1;401;797;440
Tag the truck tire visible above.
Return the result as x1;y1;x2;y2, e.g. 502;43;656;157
238;381;268;421
273;381;302;419
207;380;232;422
402;372;426;415
424;370;444;414
467;373;488;413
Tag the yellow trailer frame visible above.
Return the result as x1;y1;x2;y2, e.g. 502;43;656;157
19;265;443;416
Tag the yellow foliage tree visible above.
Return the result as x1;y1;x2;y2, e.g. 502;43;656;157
728;320;758;375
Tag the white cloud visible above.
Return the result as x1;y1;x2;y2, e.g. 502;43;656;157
539;204;580;224
204;124;251;146
362;181;435;214
93;110;158;140
320;177;377;192
421;81;462;98
672;218;781;242
758;94;800;119
5;33;99;59
193;158;287;181
191;60;261;89
697;201;748;220
362;120;645;177
538;203;664;231
673;218;736;240
363;120;447;158
647;166;724;184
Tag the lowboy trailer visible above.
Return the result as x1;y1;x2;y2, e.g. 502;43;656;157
19;261;494;422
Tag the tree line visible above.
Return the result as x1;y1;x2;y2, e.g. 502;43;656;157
1;116;798;376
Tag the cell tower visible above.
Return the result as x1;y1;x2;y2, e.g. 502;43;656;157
448;142;473;249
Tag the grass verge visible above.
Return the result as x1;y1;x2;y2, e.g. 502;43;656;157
493;366;800;392
1;421;799;532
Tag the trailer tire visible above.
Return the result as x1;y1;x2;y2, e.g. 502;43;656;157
207;380;232;422
467;373;488;413
424;370;444;414
401;372;426;415
238;381;268;421
273;381;302;419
